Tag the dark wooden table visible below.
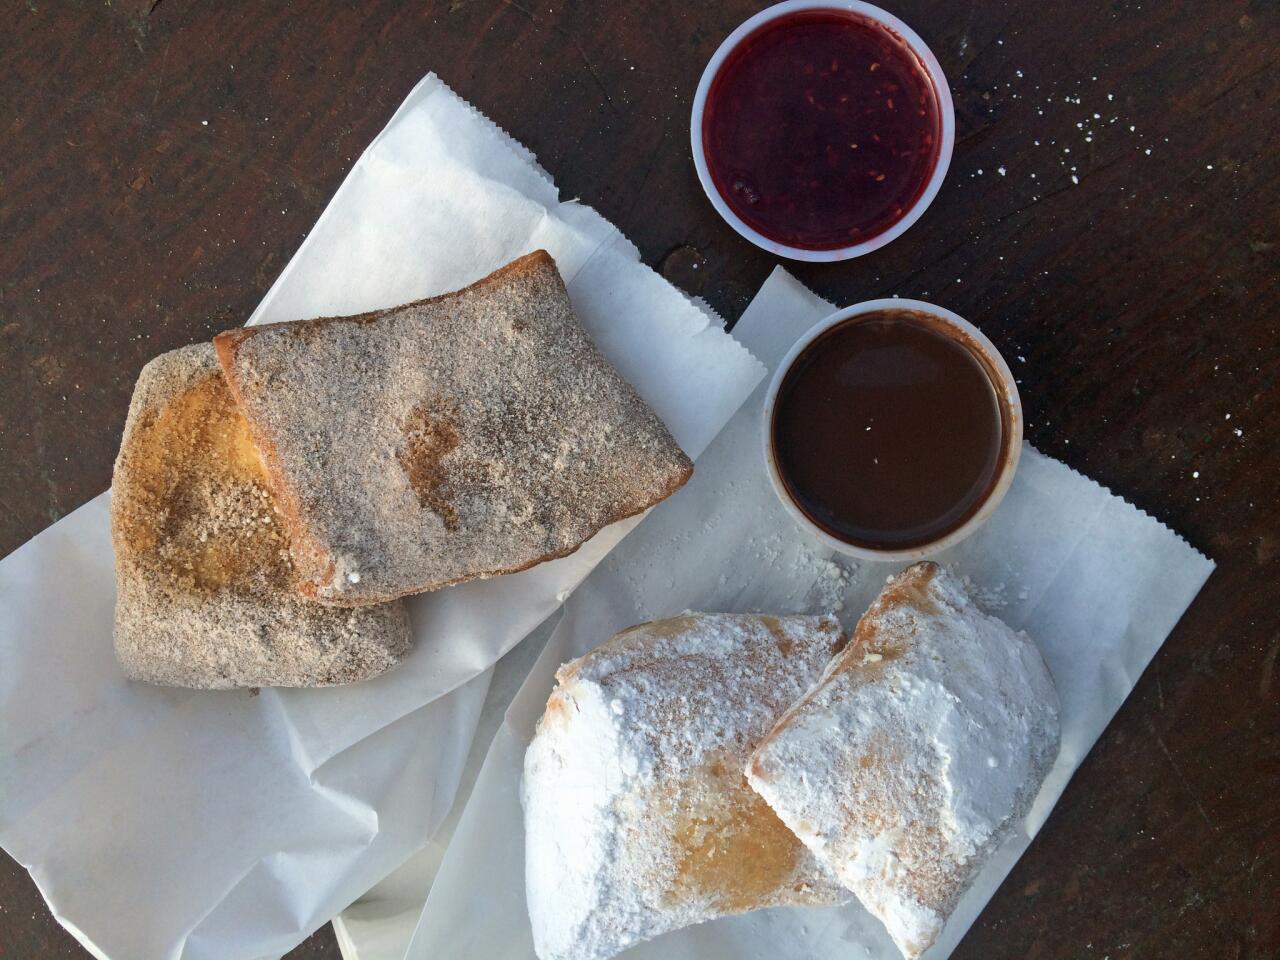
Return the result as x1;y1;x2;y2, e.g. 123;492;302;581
2;1;1277;958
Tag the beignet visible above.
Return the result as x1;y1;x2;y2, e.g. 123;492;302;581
214;251;692;605
111;344;410;687
748;562;1060;958
523;613;850;960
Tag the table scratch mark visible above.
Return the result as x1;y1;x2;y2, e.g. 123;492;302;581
865;224;973;296
18;85;133;126
1260;633;1279;699
149;35;172;114
624;123;670;222
573;39;621;119
1157;736;1217;832
1199;59;1271;112
499;0;537;20
0;494;35;536
494;0;618;118
956;5;1019;77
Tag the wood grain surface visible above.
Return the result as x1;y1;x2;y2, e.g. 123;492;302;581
1;1;1277;958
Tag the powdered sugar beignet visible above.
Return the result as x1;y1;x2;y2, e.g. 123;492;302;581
747;562;1061;959
522;614;849;960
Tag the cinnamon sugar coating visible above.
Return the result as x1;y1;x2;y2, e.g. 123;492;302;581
215;251;692;605
111;344;410;688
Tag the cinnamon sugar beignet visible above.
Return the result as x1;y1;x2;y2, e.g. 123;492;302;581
111;344;409;688
214;251;692;606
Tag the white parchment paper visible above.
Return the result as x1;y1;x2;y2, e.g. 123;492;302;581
333;614;560;960
0;73;763;960
405;268;1215;960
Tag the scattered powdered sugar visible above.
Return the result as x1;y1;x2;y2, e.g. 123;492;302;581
793;543;859;614
522;613;849;960
746;563;1060;959
957;65;1195;200
949;569;1010;611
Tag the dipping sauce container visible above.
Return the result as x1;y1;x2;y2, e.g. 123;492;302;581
692;1;954;261
763;300;1022;560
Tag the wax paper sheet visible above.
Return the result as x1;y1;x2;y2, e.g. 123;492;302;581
0;73;763;960
404;268;1214;960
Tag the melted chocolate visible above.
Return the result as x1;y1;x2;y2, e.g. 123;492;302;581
771;310;1006;550
702;10;942;250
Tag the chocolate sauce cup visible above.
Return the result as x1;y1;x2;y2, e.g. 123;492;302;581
690;1;955;262
762;299;1023;561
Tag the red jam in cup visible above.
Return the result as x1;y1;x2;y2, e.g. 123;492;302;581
701;9;943;250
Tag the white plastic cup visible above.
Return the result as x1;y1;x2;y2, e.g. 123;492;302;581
690;0;955;262
762;299;1023;561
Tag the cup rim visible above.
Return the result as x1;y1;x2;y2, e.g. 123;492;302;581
690;0;956;263
761;299;1024;561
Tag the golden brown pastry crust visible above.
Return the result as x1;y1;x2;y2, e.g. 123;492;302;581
111;344;410;688
215;251;693;606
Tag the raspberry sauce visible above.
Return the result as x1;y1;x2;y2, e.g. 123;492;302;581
702;10;943;250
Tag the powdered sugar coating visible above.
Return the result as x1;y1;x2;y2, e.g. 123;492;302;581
522;613;849;960
215;251;692;605
747;563;1060;959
